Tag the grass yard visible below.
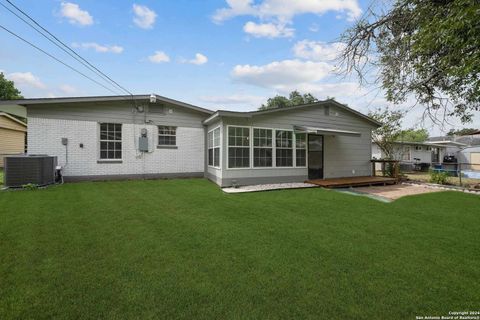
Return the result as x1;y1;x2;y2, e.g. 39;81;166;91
0;179;479;319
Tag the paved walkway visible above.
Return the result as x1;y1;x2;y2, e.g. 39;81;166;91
354;184;443;200
222;182;317;193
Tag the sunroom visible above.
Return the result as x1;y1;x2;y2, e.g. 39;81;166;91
203;101;380;187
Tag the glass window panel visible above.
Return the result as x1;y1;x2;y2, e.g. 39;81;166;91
99;123;122;159
276;149;293;167
158;126;177;145
296;133;306;149
214;148;220;167
254;148;272;167
228;147;249;168
213;128;220;147
208;149;214;166
296;149;306;167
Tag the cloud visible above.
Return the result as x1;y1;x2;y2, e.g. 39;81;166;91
148;51;170;63
293;40;346;61
181;53;208;65
232;59;333;90
60;2;93;26
6;72;46;89
133;4;157;29
72;42;124;54
213;0;362;23
200;94;266;106
243;21;294;38
59;84;77;94
285;82;367;98
309;23;320;32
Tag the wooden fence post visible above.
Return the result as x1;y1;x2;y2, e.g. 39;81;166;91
458;163;462;186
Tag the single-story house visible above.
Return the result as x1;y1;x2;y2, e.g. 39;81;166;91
457;146;480;171
0;95;381;187
0;112;27;168
372;141;446;171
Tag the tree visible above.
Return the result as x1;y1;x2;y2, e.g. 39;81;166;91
259;90;318;110
340;0;480;124
396;129;429;142
369;108;405;159
0;72;23;100
447;128;478;136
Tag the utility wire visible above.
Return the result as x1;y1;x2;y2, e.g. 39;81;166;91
0;2;122;95
1;0;133;97
0;24;123;96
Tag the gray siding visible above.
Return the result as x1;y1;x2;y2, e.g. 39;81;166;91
27;100;207;128
212;103;375;187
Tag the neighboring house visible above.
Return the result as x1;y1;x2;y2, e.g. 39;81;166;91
372;141;446;171
0;95;380;187
0;112;27;168
427;134;480;170
457;146;480;171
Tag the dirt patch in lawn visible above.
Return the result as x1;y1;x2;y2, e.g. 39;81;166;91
354;184;443;200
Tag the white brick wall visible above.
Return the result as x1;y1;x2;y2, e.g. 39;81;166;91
28;117;205;177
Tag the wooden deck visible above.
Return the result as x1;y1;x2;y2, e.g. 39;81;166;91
305;176;397;188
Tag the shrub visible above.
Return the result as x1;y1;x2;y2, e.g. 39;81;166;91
429;171;449;185
22;183;39;190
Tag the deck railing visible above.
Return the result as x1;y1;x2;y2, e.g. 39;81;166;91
371;159;400;181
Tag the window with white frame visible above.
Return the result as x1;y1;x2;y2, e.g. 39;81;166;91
158;126;176;146
402;146;411;161
99;123;122;159
295;133;306;167
228;126;250;168
415;145;422;151
253;128;273;167
208;127;221;167
276;130;293;167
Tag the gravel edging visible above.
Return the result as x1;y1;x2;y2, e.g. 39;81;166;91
403;181;480;195
222;182;317;193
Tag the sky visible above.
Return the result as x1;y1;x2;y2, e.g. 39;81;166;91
0;0;478;135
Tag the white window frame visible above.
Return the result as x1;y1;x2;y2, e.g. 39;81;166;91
98;122;123;161
208;126;221;169
294;132;307;168
274;129;294;168
225;125;309;170
252;127;274;168
227;125;251;169
158;126;177;146
414;145;422;151
402;146;411;161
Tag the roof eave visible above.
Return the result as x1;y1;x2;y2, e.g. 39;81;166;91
0;94;214;115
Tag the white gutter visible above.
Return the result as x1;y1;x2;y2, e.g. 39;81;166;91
293;125;361;137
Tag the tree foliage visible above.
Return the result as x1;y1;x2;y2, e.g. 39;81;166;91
340;0;480;124
0;72;23;100
447;128;478;136
396;128;429;142
259;90;318;110
369;108;405;159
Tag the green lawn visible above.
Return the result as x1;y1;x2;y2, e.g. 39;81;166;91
0;179;479;319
